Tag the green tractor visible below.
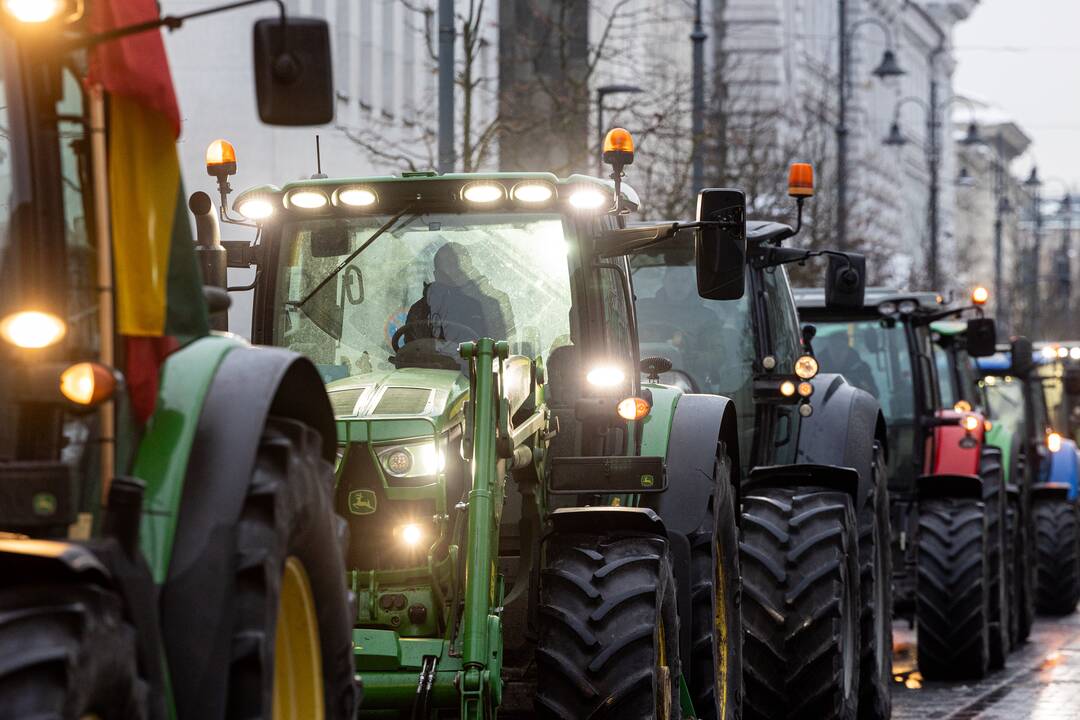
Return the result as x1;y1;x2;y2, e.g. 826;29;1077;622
196;129;748;718
627;166;892;719
0;2;359;719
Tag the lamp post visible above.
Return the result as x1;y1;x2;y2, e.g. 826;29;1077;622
1025;167;1042;336
837;2;904;250
884;97;980;289
596;84;644;175
437;0;455;173
691;0;706;192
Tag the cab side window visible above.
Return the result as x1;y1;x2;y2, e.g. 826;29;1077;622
763;266;801;368
597;261;636;388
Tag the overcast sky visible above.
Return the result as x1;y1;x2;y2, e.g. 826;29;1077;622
954;0;1080;194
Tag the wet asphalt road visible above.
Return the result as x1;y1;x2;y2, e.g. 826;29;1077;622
892;613;1080;719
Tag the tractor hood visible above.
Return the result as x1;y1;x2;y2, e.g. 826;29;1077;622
326;368;469;422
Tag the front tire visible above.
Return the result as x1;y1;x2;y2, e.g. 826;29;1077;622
224;417;357;719
981;448;1009;669
1033;496;1080;616
915;498;989;680
741;488;860;720
857;442;892;720
535;532;682;719
688;454;742;720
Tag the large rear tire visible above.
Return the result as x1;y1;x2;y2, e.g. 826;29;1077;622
535;532;682;719
224;417;357;719
915;498;989;680
857;443;892;720
1005;493;1020;648
981;448;1009;669
741;488;860;720
687;454;742;720
1033;496;1080;616
0;583;148;719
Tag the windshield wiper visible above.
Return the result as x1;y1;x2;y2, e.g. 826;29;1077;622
294;206;416;310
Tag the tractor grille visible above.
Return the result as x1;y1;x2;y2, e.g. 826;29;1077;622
328;387;367;417
373;388;432;415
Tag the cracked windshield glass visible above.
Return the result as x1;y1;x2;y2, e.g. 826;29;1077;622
273;212;573;384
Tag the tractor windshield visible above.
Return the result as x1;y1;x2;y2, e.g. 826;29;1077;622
983;376;1026;433
270;212;573;381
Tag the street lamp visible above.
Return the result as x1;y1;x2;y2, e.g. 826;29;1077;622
883;95;979;288
836;2;904;250
691;0;706;193
596;84;644;174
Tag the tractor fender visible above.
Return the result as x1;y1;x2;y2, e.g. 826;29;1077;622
795;373;886;510
154;346;335;715
163;345;335;584
641;393;740;537
744;463;860;500
916;474;983;500
1046;439;1080;500
1031;482;1072;503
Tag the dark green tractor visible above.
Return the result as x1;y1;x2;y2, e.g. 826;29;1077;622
195;130;748;718
627;167;892;720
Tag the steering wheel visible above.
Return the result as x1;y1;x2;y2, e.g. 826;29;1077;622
391;319;482;352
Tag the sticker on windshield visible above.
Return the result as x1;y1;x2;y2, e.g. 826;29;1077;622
385;308;409;347
348;489;377;515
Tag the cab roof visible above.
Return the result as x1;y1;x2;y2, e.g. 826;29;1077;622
793;286;947;312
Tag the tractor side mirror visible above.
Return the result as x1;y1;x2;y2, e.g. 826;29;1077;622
695;188;746;300
965;318;997;357
310;225;350;257
1010;336;1035;376
253;17;334;126
825;253;866;308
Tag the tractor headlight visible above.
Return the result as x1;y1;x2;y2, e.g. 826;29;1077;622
395;522;425;547
237;196;275;220
960;414;980;432
3;0;72;23
462;182;504;204
286;189;329;209
1048;432;1063;453
378;441;444;479
568;188;607;210
586;365;625;388
336;186;378;207
794;354;819;379
0;310;66;349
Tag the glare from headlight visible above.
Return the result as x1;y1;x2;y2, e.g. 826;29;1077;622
3;0;65;23
586;365;625;388
568;188;607;210
1048;432;1063;453
0;310;66;349
1071;347;1080;360
238;197;274;220
1058;347;1070;359
288;190;328;209
960;414;980;432
780;380;796;397
399;523;424;546
1042;346;1058;359
337;187;377;207
463;183;504;203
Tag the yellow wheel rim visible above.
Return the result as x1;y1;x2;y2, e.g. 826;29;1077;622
272;557;325;720
715;542;730;718
657;619;672;719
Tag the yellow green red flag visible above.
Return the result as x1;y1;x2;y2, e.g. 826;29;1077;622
88;0;208;418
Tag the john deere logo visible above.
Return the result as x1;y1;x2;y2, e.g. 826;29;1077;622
348;489;377;515
32;492;57;517
640;474;656;488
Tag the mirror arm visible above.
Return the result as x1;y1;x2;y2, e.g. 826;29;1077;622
65;0;287;51
917;303;981;325
597;223;680;257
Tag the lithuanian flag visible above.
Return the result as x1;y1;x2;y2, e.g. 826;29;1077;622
88;0;208;420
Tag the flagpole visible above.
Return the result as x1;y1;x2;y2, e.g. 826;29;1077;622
90;84;116;506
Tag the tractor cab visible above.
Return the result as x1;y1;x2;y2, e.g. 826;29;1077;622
197;131;750;717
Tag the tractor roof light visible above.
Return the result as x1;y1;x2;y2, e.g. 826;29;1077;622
897;299;918;315
617;396;652;421
286;189;329;210
205;139;237;179
971;286;989;305
1042;346;1058;360
568;187;607;211
336;186;378;208
794;354;819;379
236;194;275;220
60;362;117;407
462;182;505;204
512;182;555;204
0;310;66;349
788;162;815;198
1071;347;1080;361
